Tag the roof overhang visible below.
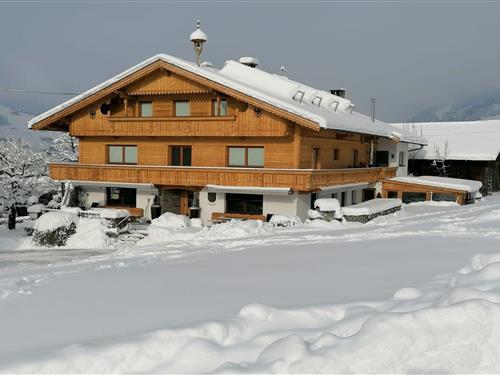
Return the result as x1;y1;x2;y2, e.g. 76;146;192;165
71;181;157;190
206;184;293;195
319;182;369;193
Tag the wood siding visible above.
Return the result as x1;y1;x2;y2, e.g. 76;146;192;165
78;136;296;169
49;163;397;192
382;180;467;204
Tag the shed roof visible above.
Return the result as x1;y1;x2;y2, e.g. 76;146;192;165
393;120;500;161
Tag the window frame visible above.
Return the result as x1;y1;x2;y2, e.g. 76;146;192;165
169;145;192;166
107;145;138;165
212;98;228;116
399;151;405;167
333;148;340;161
226;193;263;215
174;100;190;117
227;146;264;168
139;101;153;117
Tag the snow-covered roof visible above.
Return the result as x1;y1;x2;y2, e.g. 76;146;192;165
390;176;482;192
393;120;500;161
29;54;425;144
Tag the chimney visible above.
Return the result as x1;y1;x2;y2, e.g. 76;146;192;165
330;88;346;98
239;56;259;68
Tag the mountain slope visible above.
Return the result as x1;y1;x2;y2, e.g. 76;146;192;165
0;104;55;150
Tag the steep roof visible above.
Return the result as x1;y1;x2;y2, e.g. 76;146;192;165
29;54;425;144
393;120;500;161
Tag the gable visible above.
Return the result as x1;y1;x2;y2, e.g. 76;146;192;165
126;69;210;95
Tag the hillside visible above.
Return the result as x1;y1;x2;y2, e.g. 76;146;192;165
412;92;500;122
0;104;55;150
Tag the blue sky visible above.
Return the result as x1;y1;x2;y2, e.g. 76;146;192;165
1;1;499;121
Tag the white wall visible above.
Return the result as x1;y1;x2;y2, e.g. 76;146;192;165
199;189;225;225
263;194;300;217
198;190;312;225
137;188;158;220
377;139;409;177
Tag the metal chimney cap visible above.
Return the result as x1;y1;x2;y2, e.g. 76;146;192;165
190;20;207;42
239;56;260;68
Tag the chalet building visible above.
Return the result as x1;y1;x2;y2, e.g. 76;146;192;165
393;120;500;195
29;26;430;223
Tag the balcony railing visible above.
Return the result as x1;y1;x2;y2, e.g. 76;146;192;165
70;116;289;137
48;163;397;191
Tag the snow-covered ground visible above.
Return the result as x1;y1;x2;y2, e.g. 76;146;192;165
1;195;500;372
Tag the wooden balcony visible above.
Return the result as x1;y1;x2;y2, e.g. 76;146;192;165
70;116;289;137
48;163;397;192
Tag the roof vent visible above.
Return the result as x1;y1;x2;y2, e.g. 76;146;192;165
200;61;214;68
239;56;259;68
330;88;346;98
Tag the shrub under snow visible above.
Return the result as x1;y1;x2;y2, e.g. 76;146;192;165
269;214;301;227
32;211;78;247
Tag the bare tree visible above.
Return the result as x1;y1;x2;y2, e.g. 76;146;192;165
433;141;451;177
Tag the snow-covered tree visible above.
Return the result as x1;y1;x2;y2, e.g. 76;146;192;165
46;133;79;163
0;138;56;207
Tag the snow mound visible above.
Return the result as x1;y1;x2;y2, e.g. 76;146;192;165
151;212;191;229
307;209;324;219
27;204;45;214
199;219;271;240
33;211;78;232
11;252;500;373
66;218;110;249
314;198;341;213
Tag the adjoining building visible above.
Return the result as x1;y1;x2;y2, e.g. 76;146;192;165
29;24;455;223
393;120;500;194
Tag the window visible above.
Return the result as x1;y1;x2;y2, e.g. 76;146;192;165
212;99;228;116
106;187;136;207
399;151;405;166
174;101;190;117
170;146;192;166
226;193;263;215
312;147;320;169
333;148;340;161
207;192;217;203
108;145;137;164
402;192;426;204
375;151;389;167
228;147;264;167
352;150;359;167
432;193;456;202
387;191;398;198
140;101;153;117
351;190;357;205
340;191;346;206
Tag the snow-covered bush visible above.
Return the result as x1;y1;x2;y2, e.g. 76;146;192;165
269;214;301;227
32;211;78;247
27;196;39;206
66;217;110;249
308;209;324;220
314;198;343;220
151;212;191;229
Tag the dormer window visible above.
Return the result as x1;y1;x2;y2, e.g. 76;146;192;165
329;100;339;111
312;96;322;107
140;101;153;117
293;90;305;103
